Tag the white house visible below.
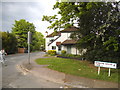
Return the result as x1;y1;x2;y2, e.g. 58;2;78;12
45;26;86;55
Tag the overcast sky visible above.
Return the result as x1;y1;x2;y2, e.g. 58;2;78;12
1;0;59;36
1;0;119;36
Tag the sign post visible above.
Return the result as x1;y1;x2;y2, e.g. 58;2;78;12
28;31;31;64
94;61;117;76
108;68;111;76
98;67;100;75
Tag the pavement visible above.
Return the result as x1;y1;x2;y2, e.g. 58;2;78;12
18;53;119;88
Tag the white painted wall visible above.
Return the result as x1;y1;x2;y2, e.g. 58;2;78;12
61;45;67;51
46;32;71;52
63;44;85;54
46;37;54;51
62;46;80;55
71;46;78;55
45;32;86;55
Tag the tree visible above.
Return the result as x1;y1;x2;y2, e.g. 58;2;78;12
1;31;17;54
42;2;120;63
32;31;45;51
12;19;45;51
76;2;120;63
12;19;36;49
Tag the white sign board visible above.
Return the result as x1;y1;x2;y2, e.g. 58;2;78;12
94;61;117;69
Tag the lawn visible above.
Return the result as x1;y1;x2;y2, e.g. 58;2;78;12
35;57;119;83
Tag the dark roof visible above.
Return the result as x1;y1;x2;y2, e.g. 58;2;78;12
61;40;77;45
46;26;79;37
46;31;61;37
60;26;79;33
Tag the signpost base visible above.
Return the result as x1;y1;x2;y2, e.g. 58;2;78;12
108;68;111;77
98;67;100;75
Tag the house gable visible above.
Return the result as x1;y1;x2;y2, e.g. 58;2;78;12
45;26;80;54
46;31;61;37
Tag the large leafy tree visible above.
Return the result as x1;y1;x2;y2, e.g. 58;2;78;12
12;19;36;49
32;31;45;51
76;2;120;62
42;2;120;63
12;19;45;51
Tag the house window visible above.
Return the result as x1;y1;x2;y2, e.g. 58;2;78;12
58;46;61;51
52;46;56;50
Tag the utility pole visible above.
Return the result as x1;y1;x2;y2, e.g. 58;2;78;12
28;31;31;64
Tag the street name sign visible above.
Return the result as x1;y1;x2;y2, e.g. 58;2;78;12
94;61;117;69
94;61;117;76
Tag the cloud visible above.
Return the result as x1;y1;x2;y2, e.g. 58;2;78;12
2;0;58;36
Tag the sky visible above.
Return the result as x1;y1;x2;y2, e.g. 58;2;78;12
1;0;59;36
1;0;119;37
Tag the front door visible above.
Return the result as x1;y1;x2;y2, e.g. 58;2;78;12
67;46;71;54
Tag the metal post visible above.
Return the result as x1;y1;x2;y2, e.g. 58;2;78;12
108;68;111;77
28;31;31;64
28;43;30;64
98;67;100;75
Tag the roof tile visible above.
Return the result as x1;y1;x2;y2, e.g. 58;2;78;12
61;40;77;45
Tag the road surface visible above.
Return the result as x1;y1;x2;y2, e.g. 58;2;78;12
1;52;65;88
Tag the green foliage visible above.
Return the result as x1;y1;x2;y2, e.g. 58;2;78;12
42;2;120;63
12;19;45;51
47;50;56;56
103;36;119;51
32;31;45;51
12;19;36;48
82;48;120;64
59;53;82;59
35;57;119;83
1;31;17;54
61;50;66;54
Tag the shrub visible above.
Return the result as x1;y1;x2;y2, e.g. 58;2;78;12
61;50;66;55
1;32;17;54
47;50;56;56
58;53;83;60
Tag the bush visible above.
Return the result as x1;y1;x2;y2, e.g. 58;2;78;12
58;53;83;60
1;32;17;54
61;50;66;54
83;48;120;64
47;50;56;56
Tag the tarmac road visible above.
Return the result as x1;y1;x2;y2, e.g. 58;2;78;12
1;52;65;88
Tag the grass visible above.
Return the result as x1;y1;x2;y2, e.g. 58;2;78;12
35;57;119;83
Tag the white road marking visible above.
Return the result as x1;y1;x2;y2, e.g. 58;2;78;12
16;65;27;75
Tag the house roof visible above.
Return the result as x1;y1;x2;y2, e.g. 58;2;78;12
60;26;79;33
61;40;77;45
46;26;79;37
48;36;61;46
46;31;61;37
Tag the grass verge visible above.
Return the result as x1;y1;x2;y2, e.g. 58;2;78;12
35;57;119;83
